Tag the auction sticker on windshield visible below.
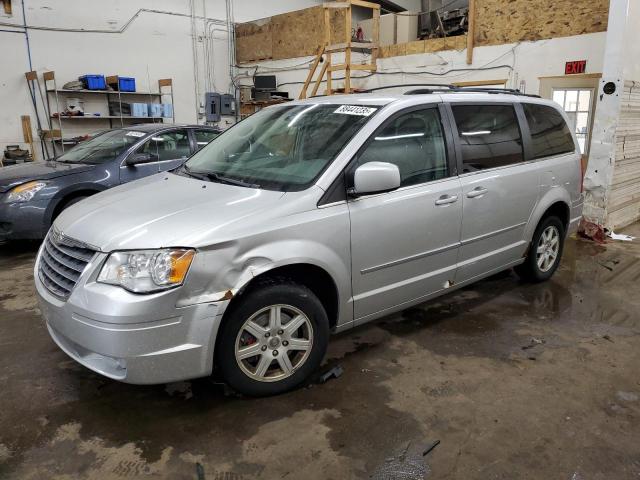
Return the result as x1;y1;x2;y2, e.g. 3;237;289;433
334;105;377;116
126;131;146;137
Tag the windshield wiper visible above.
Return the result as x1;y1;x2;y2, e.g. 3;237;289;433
182;165;260;188
205;171;261;189
181;164;208;181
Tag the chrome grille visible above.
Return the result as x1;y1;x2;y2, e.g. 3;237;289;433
39;230;96;300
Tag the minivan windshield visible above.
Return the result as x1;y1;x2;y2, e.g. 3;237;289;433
56;129;144;165
184;104;378;191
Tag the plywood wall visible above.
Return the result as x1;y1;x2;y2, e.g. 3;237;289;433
475;0;609;46
379;35;467;58
236;21;273;61
236;0;609;64
236;6;346;63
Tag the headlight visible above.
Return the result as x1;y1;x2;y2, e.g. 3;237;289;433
5;181;47;203
97;249;195;293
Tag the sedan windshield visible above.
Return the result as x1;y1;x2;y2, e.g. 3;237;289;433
56;129;145;165
184;104;378;191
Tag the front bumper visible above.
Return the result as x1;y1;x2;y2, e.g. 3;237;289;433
0;197;50;241
35;249;227;384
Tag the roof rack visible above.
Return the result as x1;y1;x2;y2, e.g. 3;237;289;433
442;87;540;98
363;83;539;98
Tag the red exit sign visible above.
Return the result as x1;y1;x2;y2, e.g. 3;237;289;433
565;60;587;75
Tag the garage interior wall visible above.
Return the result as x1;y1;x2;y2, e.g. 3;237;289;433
0;0;323;157
235;32;606;103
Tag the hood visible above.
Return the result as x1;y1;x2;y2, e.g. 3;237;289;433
55;173;286;251
0;161;95;192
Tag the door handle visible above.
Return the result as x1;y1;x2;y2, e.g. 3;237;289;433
467;187;488;198
435;194;458;206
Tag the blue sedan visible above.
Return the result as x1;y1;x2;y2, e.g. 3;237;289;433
0;124;220;241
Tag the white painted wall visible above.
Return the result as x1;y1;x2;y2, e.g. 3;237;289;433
236;32;607;100
0;0;322;159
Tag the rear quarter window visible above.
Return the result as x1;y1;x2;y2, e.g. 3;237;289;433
522;103;576;159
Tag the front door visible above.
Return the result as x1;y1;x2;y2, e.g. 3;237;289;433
152;129;192;172
120;129;192;183
348;106;462;321
448;103;540;283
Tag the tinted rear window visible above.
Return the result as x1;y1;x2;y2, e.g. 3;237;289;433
451;104;524;172
522;103;575;159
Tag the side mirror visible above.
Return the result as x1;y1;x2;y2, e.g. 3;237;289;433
126;152;158;166
351;162;401;196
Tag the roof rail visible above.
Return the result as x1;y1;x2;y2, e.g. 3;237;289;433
364;83;456;93
362;83;540;98
447;87;541;98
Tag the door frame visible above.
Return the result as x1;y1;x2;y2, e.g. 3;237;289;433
538;73;601;157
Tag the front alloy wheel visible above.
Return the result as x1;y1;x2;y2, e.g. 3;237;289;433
235;304;314;382
217;280;329;396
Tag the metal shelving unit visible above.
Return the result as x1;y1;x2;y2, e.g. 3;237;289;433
43;71;175;154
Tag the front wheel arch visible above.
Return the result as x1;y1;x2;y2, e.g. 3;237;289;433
48;188;103;226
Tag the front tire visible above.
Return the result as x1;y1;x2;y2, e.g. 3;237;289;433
515;216;565;282
216;280;329;396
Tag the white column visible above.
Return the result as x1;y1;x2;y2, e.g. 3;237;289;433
582;0;630;227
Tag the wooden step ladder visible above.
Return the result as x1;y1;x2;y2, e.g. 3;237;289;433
299;0;380;99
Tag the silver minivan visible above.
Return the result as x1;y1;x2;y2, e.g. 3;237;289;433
34;91;584;396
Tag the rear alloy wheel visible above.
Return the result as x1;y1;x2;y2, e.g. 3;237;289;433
217;281;329;396
536;225;561;273
515;215;565;282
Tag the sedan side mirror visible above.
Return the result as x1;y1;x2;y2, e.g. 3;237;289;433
351;162;401;196
126;152;158;166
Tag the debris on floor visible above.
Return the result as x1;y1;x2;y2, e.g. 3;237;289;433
196;463;206;480
578;219;607;243
164;381;194;400
370;440;439;480
318;364;344;384
522;337;545;350
422;440;440;457
597;258;620;271
607;230;636;242
616;391;639;402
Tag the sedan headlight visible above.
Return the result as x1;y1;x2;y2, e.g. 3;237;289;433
5;181;47;203
97;249;195;293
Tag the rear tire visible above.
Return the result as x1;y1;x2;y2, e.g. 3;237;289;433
515;216;565;282
216;280;329;397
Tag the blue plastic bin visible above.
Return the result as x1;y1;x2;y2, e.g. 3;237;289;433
107;76;136;92
118;77;135;92
148;104;163;118
131;103;148;117
79;75;106;90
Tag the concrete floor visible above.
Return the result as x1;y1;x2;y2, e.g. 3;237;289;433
1;227;640;480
